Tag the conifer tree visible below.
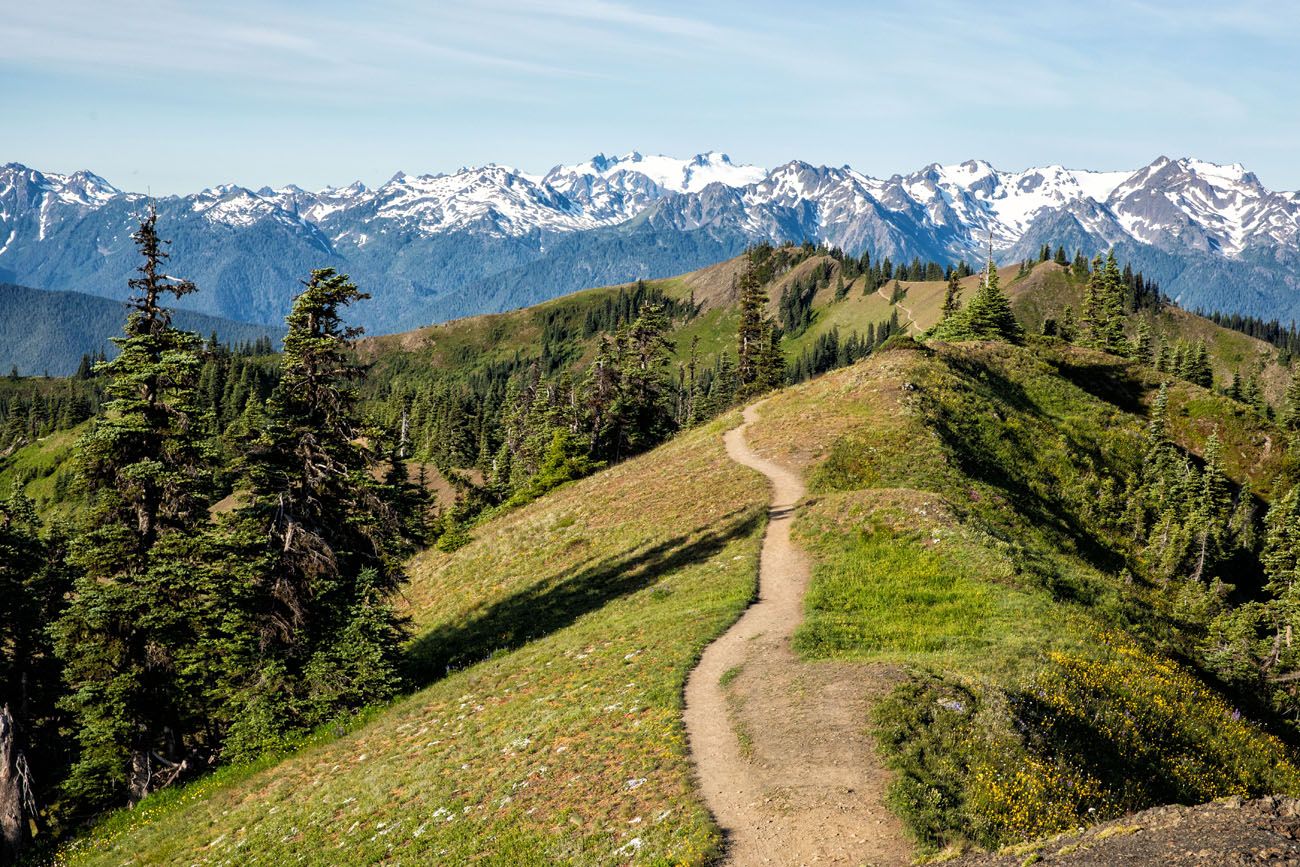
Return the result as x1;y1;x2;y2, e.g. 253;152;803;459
609;304;676;456
1283;365;1300;430
217;269;408;758
1097;251;1128;353
940;272;962;320
1131;318;1153;363
1081;254;1104;343
736;260;785;398
1072;249;1089;277
54;208;217;806
932;257;1022;343
736;263;768;390
1;490;70;857
1257;486;1300;682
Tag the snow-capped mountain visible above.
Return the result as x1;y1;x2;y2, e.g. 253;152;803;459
1;153;1298;335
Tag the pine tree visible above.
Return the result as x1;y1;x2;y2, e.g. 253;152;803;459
1283;365;1300;430
1131;318;1153;363
54;208;218;807
1260;486;1300;671
609;304;676;456
1097;251;1128;353
216;269;408;759
736;263;768;390
1189;431;1230;582
0;490;70;857
757;321;787;390
940;272;962;320
736;260;784;399
932;257;1022;343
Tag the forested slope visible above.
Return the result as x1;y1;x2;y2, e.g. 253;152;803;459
0;282;276;376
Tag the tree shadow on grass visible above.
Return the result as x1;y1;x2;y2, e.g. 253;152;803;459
402;507;763;688
1048;356;1151;415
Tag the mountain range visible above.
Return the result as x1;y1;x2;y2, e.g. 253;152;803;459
2;152;1298;334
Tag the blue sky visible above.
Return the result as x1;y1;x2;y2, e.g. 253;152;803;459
4;0;1297;193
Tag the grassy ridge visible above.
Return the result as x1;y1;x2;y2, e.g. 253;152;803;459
744;339;1300;850
59;414;767;865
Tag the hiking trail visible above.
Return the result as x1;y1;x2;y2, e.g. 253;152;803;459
682;403;911;866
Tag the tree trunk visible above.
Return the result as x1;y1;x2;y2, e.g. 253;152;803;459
128;748;151;807
0;706;24;863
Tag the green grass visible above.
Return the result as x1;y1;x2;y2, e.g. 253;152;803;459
745;338;1300;851
57;413;769;866
792;495;1080;680
0;423;86;519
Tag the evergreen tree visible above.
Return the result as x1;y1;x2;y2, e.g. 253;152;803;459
1283;364;1300;430
54;208;218;806
1131;318;1153;363
737;261;784;399
1097;251;1128;353
1262;488;1300;665
736;263;768;390
216;269;408;759
608;304;676;457
0;490;70;857
940;272;962;320
932;257;1022;343
1072;250;1089;277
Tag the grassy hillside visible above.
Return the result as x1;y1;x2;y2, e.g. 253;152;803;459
360;253;1287;419
0;423;87;520
1005;262;1291;404
36;247;1300;863
57;415;768;865
744;338;1300;850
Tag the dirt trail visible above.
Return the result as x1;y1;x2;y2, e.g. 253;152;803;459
682;404;911;867
876;284;918;333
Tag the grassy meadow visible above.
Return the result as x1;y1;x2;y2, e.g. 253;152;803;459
57;414;767;866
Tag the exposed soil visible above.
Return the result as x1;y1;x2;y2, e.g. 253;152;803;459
683;402;912;866
953;796;1300;866
876;283;918;333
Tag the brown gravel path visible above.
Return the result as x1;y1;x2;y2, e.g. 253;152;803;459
682;403;911;867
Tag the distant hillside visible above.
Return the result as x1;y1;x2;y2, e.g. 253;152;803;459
0;282;277;375
360;249;1293;422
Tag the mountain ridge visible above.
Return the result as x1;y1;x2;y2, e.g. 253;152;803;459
3;153;1298;336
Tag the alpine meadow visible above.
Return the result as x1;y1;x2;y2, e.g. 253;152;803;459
5;2;1300;865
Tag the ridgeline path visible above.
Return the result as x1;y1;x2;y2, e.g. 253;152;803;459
682;403;911;866
876;283;919;333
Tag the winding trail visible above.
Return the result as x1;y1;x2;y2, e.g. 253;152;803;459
683;404;910;866
876;284;918;333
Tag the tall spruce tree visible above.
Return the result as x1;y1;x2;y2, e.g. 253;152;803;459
736;259;784;398
940;272;962;320
932;257;1022;343
1283;364;1300;430
217;268;407;758
54;208;218;806
0;491;70;858
736;263;768;391
1097;251;1128;353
